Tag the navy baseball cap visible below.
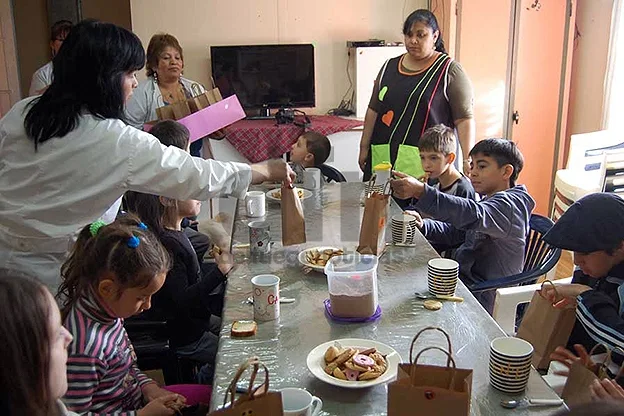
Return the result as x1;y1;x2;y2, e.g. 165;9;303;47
543;193;624;253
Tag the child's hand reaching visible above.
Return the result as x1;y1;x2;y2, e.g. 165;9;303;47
541;283;591;309
550;344;593;376
215;249;234;276
389;171;425;199
137;393;182;416
404;210;424;229
591;378;624;401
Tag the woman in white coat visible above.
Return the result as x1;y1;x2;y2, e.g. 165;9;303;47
0;20;292;293
125;32;217;157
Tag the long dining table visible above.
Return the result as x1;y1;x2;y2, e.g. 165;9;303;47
209;182;564;415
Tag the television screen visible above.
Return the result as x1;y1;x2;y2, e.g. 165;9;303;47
210;44;315;110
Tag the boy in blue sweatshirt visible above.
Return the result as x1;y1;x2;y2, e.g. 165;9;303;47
390;138;535;313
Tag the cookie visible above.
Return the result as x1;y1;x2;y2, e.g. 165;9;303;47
423;300;443;311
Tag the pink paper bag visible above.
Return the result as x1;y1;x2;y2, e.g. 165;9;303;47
145;95;246;143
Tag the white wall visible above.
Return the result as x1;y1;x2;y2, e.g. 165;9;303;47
129;0;426;114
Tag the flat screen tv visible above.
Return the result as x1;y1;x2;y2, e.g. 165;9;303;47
210;44;315;113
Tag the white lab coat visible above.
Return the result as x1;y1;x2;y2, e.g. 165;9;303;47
124;76;205;129
0;97;252;292
29;61;53;96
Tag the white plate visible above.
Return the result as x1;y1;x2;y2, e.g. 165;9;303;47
306;338;402;389
266;188;312;202
297;246;343;272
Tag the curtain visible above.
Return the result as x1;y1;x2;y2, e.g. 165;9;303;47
603;0;624;129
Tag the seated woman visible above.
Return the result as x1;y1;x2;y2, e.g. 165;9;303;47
125;32;220;157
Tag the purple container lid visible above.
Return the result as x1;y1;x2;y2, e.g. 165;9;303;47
323;299;382;323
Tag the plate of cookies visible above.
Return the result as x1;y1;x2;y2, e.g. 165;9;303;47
298;247;344;272
266;187;312;202
306;338;401;388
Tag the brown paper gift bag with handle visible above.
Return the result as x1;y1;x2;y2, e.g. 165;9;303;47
561;344;614;408
357;181;389;256
187;81;224;113
281;184;306;246
516;280;577;370
208;357;283;416
388;345;472;416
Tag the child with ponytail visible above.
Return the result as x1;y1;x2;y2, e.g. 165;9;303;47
57;215;189;416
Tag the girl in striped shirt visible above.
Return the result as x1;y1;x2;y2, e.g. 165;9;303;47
57;215;184;416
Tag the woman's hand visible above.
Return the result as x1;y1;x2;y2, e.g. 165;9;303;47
208;128;227;140
541;283;591;309
550;344;592;376
250;159;295;186
358;148;368;172
591;378;624;401
404;210;424;229
137;393;183;416
389;171;425;199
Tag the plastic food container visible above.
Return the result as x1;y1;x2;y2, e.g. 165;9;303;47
324;254;379;318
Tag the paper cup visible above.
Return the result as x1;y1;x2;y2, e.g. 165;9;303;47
251;274;280;321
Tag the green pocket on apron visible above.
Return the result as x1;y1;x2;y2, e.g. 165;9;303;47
370;143;391;169
394;144;425;179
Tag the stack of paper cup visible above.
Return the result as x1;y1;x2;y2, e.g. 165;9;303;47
489;337;534;394
427;258;459;296
391;214;417;244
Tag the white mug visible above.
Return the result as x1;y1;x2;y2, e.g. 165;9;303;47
280;388;322;416
248;221;272;255
303;167;322;190
251;274;280;321
245;191;266;217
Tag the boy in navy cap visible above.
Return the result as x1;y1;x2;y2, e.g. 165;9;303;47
542;193;624;369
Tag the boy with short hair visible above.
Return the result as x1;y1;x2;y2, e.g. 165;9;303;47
419;125;475;199
290;131;331;168
542;193;624;355
390;138;535;313
289;131;332;184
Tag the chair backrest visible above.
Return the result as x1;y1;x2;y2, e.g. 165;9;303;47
523;214;559;273
319;163;347;183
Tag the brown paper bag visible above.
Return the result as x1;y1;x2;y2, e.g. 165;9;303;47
516;280;577;370
357;191;389;256
187;81;223;112
388;346;472;416
561;344;612;408
281;184;306;246
155;104;176;121
209;357;283;416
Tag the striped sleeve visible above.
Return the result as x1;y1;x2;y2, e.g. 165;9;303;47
134;363;155;388
576;290;624;351
64;354;137;416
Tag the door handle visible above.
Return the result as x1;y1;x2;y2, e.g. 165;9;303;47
512;111;520;125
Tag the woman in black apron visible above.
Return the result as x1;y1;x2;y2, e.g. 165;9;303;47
358;10;475;194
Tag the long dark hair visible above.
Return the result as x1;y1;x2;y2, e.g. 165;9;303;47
57;214;170;320
24;19;145;150
0;274;58;416
403;9;447;54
